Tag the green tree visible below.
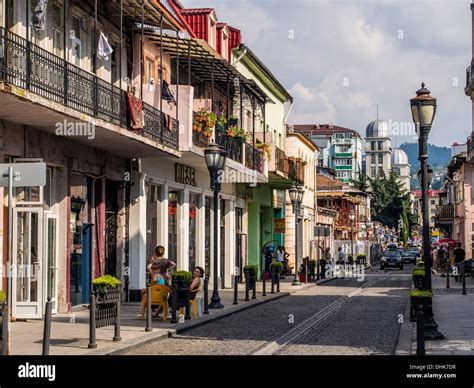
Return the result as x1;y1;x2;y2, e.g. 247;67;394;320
351;172;370;192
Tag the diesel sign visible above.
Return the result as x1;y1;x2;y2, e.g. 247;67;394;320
175;163;197;186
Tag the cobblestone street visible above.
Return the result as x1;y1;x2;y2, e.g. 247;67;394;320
126;268;412;355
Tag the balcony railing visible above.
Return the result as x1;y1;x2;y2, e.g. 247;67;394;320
245;143;265;174
295;160;305;183
216;132;243;164
275;146;285;173
0;27;178;150
192;130;211;148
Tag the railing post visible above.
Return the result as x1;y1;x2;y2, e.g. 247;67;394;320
113;290;121;341
416;309;425;356
462;263;467;295
88;293;97;349
446;263;450;289
42;298;52;356
145;284;152;332
203;278;209;314
233;275;239;305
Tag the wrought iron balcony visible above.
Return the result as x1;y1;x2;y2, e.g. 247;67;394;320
245;143;265;174
216;132;244;164
192;130;211;148
0;27;178;150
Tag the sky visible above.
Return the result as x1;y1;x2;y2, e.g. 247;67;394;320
182;0;472;147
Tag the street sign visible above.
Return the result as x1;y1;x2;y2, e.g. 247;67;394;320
314;226;330;237
0;163;47;187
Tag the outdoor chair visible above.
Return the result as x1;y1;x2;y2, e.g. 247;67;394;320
141;284;170;321
179;283;202;320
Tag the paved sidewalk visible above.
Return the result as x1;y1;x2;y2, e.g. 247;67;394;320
4;276;333;355
396;271;474;355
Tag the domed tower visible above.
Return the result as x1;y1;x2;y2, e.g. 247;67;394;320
365;120;392;179
391;148;411;191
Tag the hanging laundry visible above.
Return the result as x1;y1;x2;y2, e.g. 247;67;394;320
32;0;48;31
126;92;144;130
97;32;113;61
161;80;176;103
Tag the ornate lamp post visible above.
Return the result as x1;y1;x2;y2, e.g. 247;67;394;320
410;83;443;340
204;143;228;309
289;185;305;286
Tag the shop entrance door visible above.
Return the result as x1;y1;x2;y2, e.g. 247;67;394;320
12;208;43;319
70;222;92;306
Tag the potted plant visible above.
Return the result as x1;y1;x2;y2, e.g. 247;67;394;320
226;126;237;137
235;128;248;144
228;116;238;126
269;262;283;279
356;253;367;265
204;111;217;129
409;290;433;322
171;271;192;309
92;275;122;302
255;140;271;160
412;268;425;290
216;113;227;133
243;265;258;289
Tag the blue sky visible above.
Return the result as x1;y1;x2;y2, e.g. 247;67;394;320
183;0;472;147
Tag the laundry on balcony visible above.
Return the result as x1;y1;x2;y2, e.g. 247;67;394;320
163;113;173;131
161;80;176;103
126;92;144;130
97;32;113;60
32;0;48;31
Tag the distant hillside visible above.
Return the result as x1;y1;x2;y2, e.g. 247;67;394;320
399;143;451;172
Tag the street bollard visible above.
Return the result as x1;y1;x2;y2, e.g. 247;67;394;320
262;273;266;297
271;272;275;294
203;278;209;314
171;284;178;324
1;302;8;355
114;291;121;341
252;279;256;300
305;262;308;283
233;275;239;305
277;274;280;293
88;293;97;349
462;264;467;295
416;309;425;356
42;298;52;356
245;274;250;302
446;265;450;289
145;284;152;332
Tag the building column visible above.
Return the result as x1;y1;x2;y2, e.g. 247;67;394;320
129;173;147;302
224;199;235;288
196;192;206;269
178;189;190;271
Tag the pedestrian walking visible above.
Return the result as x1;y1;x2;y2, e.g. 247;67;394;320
453;242;466;281
338;247;346;278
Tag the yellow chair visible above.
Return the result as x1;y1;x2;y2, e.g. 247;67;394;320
179;284;202;320
141;284;170;321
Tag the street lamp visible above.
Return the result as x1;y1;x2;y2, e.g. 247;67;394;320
204;143;228;309
410;82;443;340
417;166;433;187
349;209;355;265
289;185;305;286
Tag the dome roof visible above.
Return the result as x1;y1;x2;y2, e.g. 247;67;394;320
391;148;409;165
366;119;390;138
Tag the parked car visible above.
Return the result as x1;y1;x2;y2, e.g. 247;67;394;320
387;243;399;250
380;250;403;270
402;251;416;265
408;247;421;258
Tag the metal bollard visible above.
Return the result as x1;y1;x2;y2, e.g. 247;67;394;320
88;293;97;349
252;279;256;300
245;274;250;302
277;275;280;293
42;298;52;356
145;284;152;332
262;273;266;297
462;264;467;295
114;291;121;341
203;278;209;314
1;302;8;355
233;275;239;305
416;309;425;356
446;265;450;289
271;272;275;294
171;284;178;324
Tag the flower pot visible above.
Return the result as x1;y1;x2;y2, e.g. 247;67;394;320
410;296;432;322
413;275;425;290
229;118;238;126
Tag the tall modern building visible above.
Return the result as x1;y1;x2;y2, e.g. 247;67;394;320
365;120;392;179
391;148;411;191
294;124;363;183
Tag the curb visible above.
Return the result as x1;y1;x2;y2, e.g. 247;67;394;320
395;284;413;355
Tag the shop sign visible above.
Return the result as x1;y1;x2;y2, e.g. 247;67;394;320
175;163;196;186
274;218;285;234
